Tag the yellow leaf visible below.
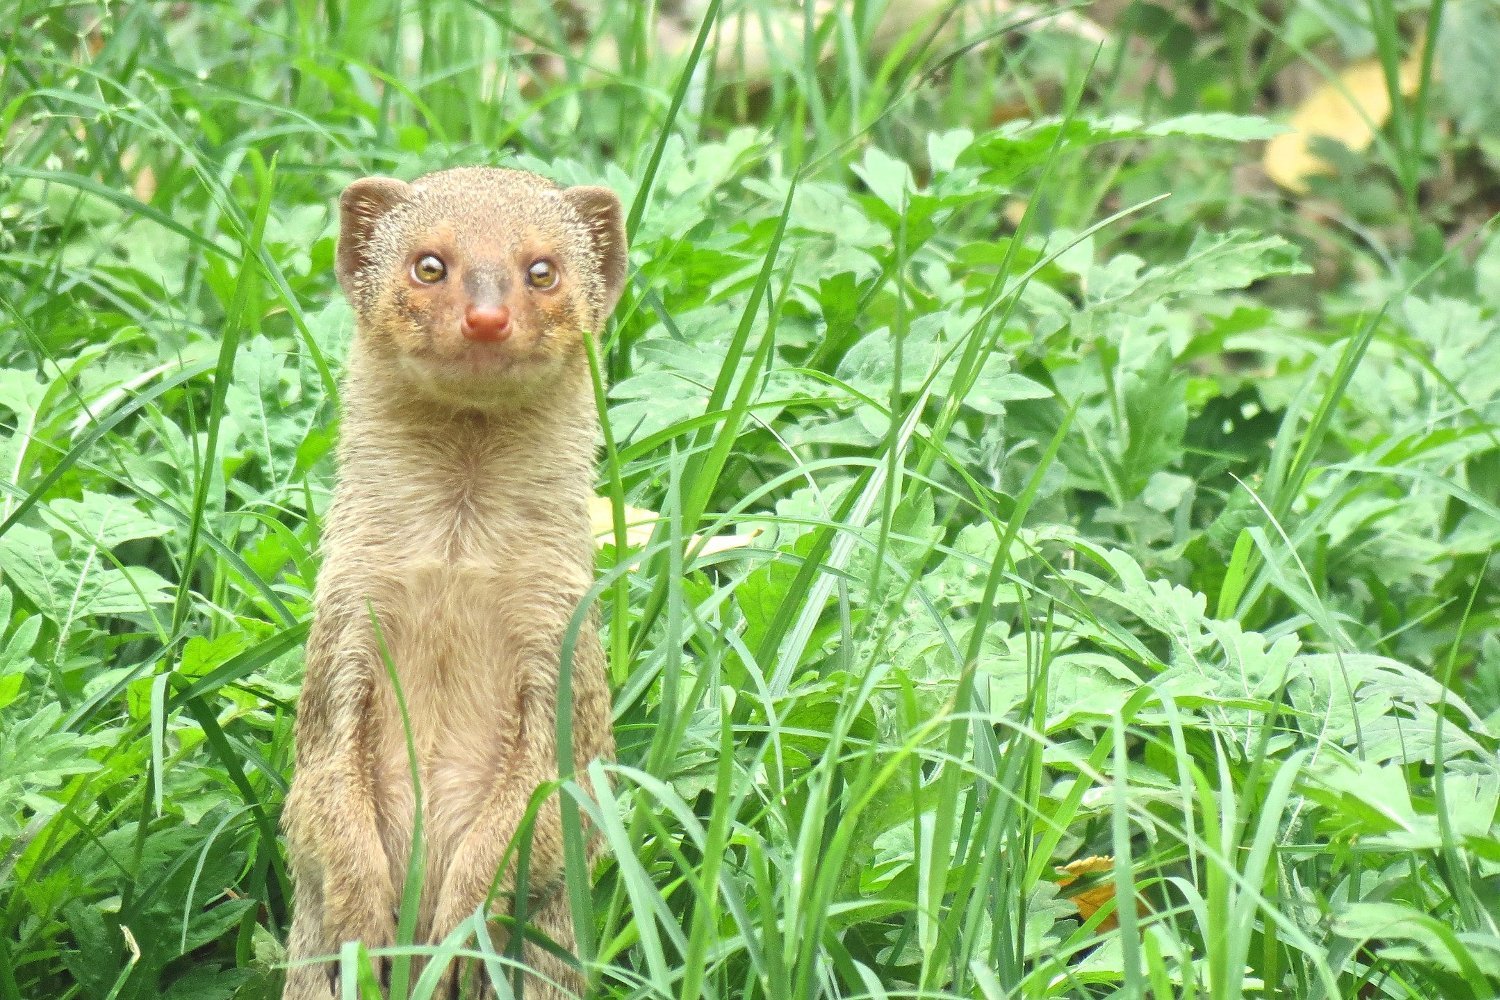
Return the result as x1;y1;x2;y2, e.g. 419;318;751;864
693;529;763;556
1263;57;1422;193
588;497;659;549
588;496;762;560
1057;854;1121;930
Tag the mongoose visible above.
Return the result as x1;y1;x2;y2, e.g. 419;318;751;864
282;166;625;1000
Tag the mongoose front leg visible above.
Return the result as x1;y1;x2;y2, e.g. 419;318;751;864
430;785;580;1000
428;669;607;1000
283;620;399;997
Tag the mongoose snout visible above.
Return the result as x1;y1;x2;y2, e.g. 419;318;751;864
462;303;512;342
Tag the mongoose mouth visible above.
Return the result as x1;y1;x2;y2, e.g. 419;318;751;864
398;339;563;397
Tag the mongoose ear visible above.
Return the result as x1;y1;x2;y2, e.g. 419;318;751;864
336;176;412;299
562;185;628;325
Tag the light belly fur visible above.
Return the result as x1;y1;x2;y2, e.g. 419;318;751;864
362;560;529;930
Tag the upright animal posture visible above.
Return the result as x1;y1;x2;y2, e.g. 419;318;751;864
282;167;625;999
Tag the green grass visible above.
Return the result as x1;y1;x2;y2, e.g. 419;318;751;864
2;1;1498;998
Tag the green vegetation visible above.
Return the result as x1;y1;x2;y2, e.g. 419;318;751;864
2;2;1497;997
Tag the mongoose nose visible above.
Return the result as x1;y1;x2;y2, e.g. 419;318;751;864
462;304;512;343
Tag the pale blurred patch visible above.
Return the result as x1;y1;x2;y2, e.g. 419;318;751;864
1263;57;1423;194
589;496;761;557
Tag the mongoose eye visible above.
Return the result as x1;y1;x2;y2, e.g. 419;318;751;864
526;258;559;290
411;254;447;284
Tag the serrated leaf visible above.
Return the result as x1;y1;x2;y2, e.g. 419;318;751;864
179;633;251;679
1143;112;1287;141
0;368;47;417
964;113;1283;185
60;900;121;995
251;921;287;969
0;524;68;615
966;370;1052;416
1088;230;1311;311
0;704;108;838
224;335;313;479
0;611;40;672
180;898;256;955
44;491;172;548
1333;902;1500;978
1119;345;1188;490
0;524;172;622
1306;756;1422;833
1291;653;1491;764
77;565;174;618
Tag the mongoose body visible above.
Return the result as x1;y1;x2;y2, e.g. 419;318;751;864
282;167;625;999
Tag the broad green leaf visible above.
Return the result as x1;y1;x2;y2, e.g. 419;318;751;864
1087;230;1311;311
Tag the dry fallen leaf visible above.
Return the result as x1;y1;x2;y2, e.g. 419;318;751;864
588;496;761;559
1263;57;1423;193
1057;854;1122;930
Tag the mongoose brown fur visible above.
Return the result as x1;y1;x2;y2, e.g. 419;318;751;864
281;167;625;999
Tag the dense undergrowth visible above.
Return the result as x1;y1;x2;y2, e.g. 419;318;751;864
1;2;1497;998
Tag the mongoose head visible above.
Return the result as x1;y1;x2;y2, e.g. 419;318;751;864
335;166;627;409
